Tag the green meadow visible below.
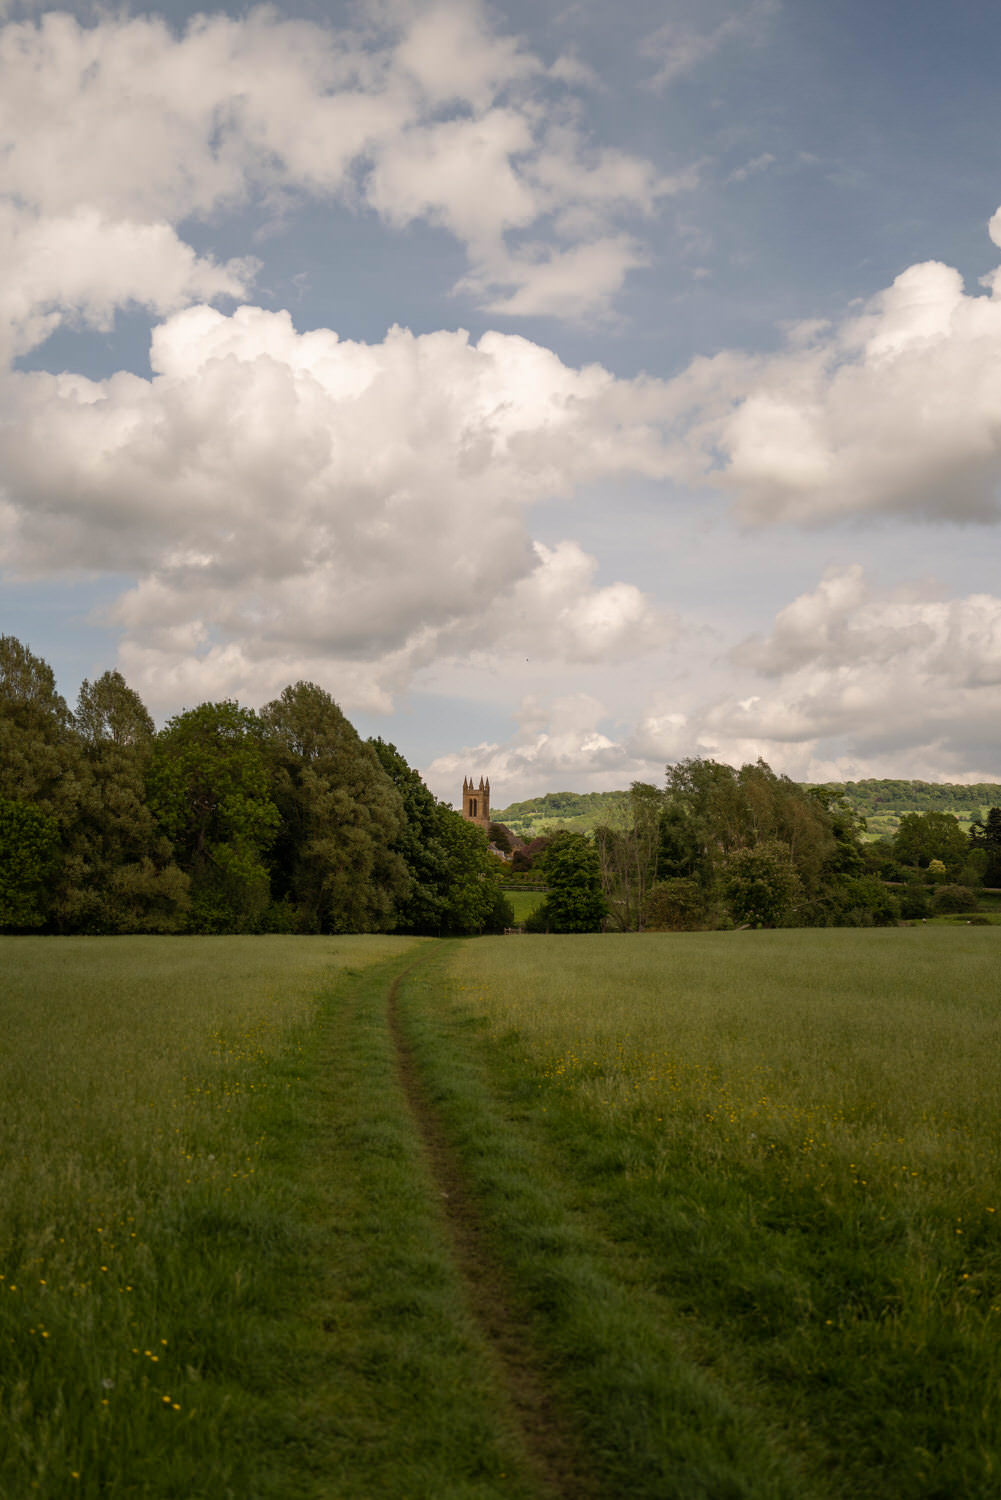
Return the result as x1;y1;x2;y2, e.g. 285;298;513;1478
2;930;999;1497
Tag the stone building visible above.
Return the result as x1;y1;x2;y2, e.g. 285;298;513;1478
461;775;490;831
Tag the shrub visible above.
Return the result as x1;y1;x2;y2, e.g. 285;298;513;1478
721;840;801;928
932;884;978;915
643;878;707;931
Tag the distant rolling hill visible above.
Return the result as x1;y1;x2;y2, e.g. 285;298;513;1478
492;789;631;837
493;780;1001;839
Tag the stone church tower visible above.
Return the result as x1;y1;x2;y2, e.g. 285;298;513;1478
461;775;491;831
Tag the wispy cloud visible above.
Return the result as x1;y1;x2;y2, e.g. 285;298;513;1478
640;1;778;90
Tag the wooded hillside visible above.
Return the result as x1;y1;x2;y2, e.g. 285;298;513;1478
495;780;1001;838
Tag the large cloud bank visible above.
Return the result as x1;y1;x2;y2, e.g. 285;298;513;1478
427;567;1001;801
0;3;675;331
1;2;1000;789
1;306;666;708
679;258;1001;524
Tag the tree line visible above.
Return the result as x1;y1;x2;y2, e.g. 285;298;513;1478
820;778;1001;817
0;636;512;937
496;778;1001;838
521;759;1001;932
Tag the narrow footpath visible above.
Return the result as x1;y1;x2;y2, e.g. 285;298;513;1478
386;953;597;1500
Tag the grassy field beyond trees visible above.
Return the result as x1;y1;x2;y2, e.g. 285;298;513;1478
2;930;999;1497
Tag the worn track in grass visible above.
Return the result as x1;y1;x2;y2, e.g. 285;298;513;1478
386;955;598;1500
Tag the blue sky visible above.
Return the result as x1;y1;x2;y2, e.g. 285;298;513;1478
2;0;1000;803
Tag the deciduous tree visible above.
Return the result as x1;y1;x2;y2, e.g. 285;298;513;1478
149;701;279;932
530;831;607;933
262;685;406;933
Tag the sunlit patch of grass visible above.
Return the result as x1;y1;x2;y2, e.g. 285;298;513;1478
503;890;547;925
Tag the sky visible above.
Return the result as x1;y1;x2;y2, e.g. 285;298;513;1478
3;0;1001;807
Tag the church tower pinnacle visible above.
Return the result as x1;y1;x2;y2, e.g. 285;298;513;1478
461;775;491;830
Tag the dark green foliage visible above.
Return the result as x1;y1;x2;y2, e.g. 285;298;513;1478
721;840;801;928
529;830;607;932
76;669;154;747
662;758;847;894
0;635;96;929
969;807;1001;885
0;797;59;929
932;884;979;914
149;701;280;932
658;757;874;928
861;839;902;880
892;811;970;875
262;684;407;934
898;877;932;920
371;738;513;935
810;874;901;927
642;877;707;931
0;637;520;937
487;820;512;854
76;671;189;933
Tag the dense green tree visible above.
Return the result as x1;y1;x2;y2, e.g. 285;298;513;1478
76;670;155;747
658;758;857;914
435;816;513;935
74;671;189;932
262;685;407;933
892;812;969;876
642;877;707;931
810;874;900;927
528;831;607;933
861;839;902;881
958;848;990;888
594;782;664;931
0;797;59;930
898;877;931;920
932;884;978;914
370;739;510;935
969;807;1001;886
0;636;96;929
721;840;802;927
487;821;513;855
149;701;279;932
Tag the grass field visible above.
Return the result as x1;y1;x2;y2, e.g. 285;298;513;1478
502;889;547;924
2;930;999;1497
0;936;433;1498
425;930;1001;1498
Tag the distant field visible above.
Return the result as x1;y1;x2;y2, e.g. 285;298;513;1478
503;888;547;923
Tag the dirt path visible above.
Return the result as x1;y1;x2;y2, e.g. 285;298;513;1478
386;959;599;1500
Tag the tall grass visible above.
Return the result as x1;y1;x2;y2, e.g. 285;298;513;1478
436;930;1001;1497
0;936;409;1497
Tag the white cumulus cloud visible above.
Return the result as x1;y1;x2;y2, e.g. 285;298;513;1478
0;306;675;712
437;568;1001;801
0;3;678;324
671;239;1001;525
